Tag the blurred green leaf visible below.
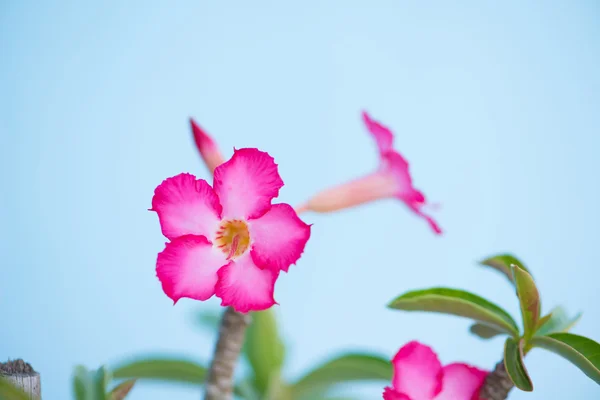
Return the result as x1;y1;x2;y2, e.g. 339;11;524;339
388;288;519;336
263;371;292;400
72;365;110;400
511;265;540;340
290;353;392;399
536;306;582;336
480;254;531;284
194;309;222;333
469;323;506;340
109;379;136;400
245;309;285;395
531;333;600;385
504;337;533;391
233;379;260;400
112;358;206;385
0;378;29;400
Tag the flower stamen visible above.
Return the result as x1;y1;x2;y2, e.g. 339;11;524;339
215;219;250;259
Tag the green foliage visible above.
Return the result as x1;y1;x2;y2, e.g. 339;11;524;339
535;306;582;336
245;309;286;394
112;357;206;385
388;253;600;392
388;287;519;336
72;365;110;400
479;253;531;284
503;338;533;391
531;333;600;385
469;323;506;340
290;353;392;400
511;265;540;340
0;378;30;400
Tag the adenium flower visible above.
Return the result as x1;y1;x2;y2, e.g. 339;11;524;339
151;148;311;313
384;341;487;400
190;118;225;174
298;111;442;234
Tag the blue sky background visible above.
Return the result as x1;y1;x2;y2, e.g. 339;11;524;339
2;1;599;399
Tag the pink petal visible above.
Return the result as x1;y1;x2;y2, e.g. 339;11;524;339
213;148;284;220
382;151;443;235
298;171;398;213
190;118;225;174
363;110;394;154
383;387;412;400
391;341;443;400
434;364;488;400
214;254;278;313
249;203;311;273
156;235;228;303
151;173;222;240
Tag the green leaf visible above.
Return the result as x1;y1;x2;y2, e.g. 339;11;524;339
504;337;533;391
469;323;506;340
72;365;110;400
511;265;540;340
536;306;582;336
245;309;286;395
112;357;206;385
109;379;136;400
233;379;260;400
531;333;600;385
263;371;292;400
388;287;520;336
193;309;222;333
0;378;30;400
290;353;392;399
480;254;531;284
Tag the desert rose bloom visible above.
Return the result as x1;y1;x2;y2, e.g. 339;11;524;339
190;118;225;174
151;148;311;313
298;111;442;234
383;341;487;400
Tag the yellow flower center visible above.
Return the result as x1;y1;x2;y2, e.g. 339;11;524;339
215;219;250;259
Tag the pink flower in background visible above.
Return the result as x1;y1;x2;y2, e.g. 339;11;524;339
383;341;487;400
190;118;225;174
298;111;442;234
151;148;311;313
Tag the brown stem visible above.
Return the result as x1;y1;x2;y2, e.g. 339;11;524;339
204;307;251;400
479;359;514;400
0;359;41;399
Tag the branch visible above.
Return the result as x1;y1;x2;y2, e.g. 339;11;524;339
204;307;251;400
479;359;514;400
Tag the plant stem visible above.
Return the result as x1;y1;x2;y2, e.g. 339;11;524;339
479;358;514;400
204;307;251;400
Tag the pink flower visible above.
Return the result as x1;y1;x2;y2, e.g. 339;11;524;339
298;111;442;234
383;341;488;400
151;148;311;313
190;118;225;174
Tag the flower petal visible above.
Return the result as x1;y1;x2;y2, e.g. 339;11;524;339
214;254;278;313
383;387;412;400
363;110;394;154
391;341;443;400
190;118;225;174
434;363;488;400
151;173;222;240
156;235;228;303
249;203;311;273
382;151;442;235
213;148;284;220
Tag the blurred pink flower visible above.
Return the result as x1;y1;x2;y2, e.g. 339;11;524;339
298;111;442;234
190;118;225;174
383;341;488;400
151;148;311;313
